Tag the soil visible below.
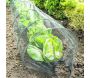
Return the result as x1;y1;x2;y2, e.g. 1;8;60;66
6;7;84;78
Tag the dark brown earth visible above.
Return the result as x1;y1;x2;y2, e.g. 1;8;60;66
6;7;84;78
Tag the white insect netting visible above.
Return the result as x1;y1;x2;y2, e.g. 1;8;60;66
11;0;78;77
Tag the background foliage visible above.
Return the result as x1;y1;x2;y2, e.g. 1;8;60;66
33;0;84;30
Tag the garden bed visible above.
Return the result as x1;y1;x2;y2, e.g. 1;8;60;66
6;7;84;78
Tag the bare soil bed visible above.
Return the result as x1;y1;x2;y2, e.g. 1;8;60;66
6;7;84;78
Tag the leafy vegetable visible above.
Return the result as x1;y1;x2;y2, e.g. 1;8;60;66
14;0;64;62
27;45;44;61
43;35;63;62
27;34;63;62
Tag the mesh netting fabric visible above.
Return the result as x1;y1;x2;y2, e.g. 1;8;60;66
11;0;78;77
